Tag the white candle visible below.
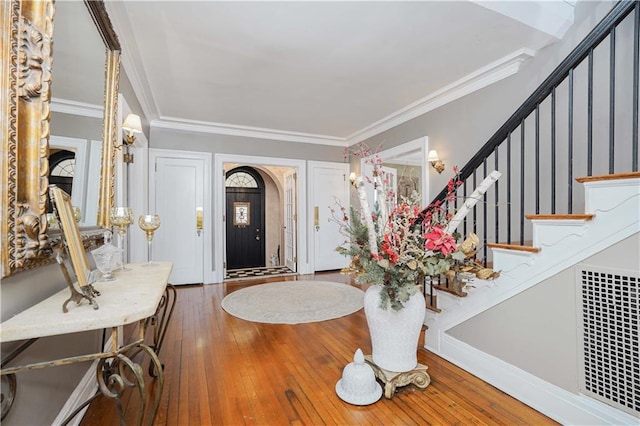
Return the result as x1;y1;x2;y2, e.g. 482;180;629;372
444;170;502;235
355;177;379;256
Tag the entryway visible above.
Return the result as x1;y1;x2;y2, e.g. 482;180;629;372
214;154;308;283
225;166;266;269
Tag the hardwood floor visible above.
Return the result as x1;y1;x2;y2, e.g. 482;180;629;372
80;272;557;425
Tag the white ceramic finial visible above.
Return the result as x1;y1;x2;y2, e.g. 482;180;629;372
335;348;382;405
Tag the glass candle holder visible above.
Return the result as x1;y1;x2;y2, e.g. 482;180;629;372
138;214;160;265
110;207;134;271
91;231;121;281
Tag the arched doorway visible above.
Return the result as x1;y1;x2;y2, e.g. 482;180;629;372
225;166;265;269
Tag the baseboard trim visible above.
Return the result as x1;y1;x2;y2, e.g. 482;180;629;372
427;333;639;425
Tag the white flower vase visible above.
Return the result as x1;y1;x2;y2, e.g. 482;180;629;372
364;285;426;373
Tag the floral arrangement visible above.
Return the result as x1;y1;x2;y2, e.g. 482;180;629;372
333;144;497;311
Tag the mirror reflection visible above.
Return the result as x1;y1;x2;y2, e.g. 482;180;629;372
49;1;107;227
360;138;429;211
382;150;423;204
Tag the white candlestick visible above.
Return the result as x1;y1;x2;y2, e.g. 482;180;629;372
444;170;502;235
374;172;388;232
355;177;379;256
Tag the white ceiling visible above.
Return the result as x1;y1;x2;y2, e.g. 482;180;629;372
100;1;575;146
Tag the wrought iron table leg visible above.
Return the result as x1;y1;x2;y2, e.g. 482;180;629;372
148;284;176;377
0;374;17;421
95;341;163;426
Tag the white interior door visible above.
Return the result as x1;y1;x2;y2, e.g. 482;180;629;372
284;170;297;272
309;161;350;271
151;155;204;284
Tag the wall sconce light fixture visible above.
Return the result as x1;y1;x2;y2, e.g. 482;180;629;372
349;172;357;187
427;150;445;174
121;113;142;164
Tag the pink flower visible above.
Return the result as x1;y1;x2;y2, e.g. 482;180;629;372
424;227;457;256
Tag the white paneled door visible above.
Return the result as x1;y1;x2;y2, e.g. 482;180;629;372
309;161;350;271
151;153;205;284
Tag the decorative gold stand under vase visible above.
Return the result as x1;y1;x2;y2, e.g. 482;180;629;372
364;355;431;399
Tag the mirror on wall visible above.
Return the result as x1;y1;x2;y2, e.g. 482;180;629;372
50;1;108;227
360;137;430;210
0;0;120;278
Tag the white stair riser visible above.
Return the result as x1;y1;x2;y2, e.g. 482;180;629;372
491;248;537;272
531;219;589;246
583;178;640;213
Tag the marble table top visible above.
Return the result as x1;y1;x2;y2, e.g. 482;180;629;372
0;262;173;343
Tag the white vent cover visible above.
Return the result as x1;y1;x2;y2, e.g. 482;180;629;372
577;265;639;416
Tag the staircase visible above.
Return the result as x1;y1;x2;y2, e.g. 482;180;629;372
423;172;639;424
416;1;640;422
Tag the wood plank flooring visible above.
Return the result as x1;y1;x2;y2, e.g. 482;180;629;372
80;272;558;425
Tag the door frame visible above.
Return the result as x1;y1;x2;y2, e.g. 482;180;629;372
307;161;350;272
214;154;308;283
359;136;430;208
150;148;213;283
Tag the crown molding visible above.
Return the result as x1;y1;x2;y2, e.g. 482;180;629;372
346;48;536;146
152;117;348;147
51;98;103;118
152;49;535;147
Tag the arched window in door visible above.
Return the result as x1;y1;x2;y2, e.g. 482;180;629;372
225;171;258;188
225;167;266;269
48;150;75;212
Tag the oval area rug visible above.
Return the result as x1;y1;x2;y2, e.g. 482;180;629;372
221;281;364;324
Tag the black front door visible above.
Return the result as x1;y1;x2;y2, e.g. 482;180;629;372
225;167;265;269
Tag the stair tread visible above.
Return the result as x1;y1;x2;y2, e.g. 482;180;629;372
576;171;640;183
486;243;541;253
525;213;595;221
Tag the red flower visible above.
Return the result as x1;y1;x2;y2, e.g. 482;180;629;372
424;226;457;256
380;234;399;264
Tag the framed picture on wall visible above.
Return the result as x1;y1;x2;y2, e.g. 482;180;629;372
233;201;250;226
398;176;419;200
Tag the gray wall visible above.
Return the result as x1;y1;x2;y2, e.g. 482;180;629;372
357;1;622;201
51;113;103;141
151;126;345;162
119;69;150;138
448;233;640;393
1;265;103;425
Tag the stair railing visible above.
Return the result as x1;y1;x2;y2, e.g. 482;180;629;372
421;1;639;304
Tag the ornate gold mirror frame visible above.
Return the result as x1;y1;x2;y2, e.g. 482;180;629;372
1;0;120;278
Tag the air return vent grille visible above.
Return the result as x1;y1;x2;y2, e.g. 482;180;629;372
578;265;639;416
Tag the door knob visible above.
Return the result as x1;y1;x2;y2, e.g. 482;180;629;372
255;228;260;241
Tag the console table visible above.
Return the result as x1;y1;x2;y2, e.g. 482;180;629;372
0;261;175;425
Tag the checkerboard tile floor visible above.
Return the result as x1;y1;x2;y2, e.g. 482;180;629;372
225;266;296;281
